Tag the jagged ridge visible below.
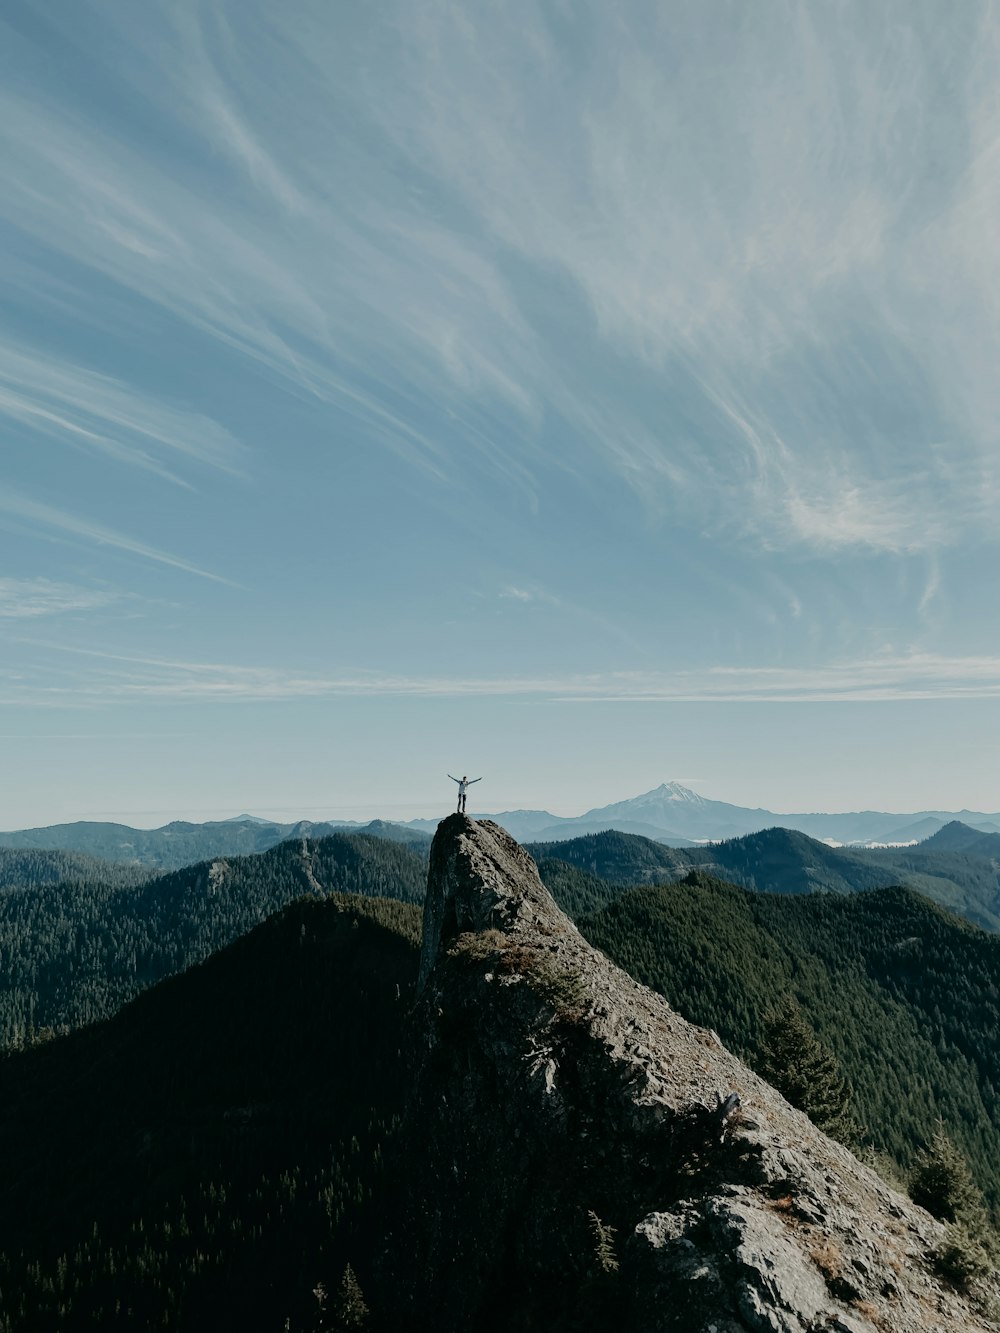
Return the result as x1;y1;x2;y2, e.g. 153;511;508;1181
386;814;998;1332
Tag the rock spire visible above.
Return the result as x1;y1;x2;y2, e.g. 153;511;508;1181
384;814;997;1332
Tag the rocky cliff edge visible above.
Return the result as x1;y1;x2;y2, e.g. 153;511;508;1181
384;814;998;1332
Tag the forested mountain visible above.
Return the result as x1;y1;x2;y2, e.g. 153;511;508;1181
0;827;619;1047
693;828;1000;931
529;826;888;890
0;816;430;871
4;819;1000;1329
580;873;1000;1207
526;830;692;883
6;801;1000;888
922;820;1000;857
0;847;149;892
695;827;897;893
353;819;433;853
855;844;1000;931
0;893;421;1331
536;826;1000;931
0;816;294;866
0;833;426;1045
533;856;623;917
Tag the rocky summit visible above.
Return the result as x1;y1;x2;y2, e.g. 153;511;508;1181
384;813;998;1332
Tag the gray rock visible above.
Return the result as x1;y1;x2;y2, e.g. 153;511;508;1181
384;815;999;1332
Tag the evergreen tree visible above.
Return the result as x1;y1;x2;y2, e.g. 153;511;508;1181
587;1210;619;1274
332;1264;369;1329
756;997;857;1141
910;1124;983;1224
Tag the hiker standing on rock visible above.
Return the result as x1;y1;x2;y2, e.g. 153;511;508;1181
448;774;481;814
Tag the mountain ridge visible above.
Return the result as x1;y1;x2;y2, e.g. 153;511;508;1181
580;871;1000;1206
10;784;1000;857
387;814;999;1330
0;831;428;1045
3;814;1000;1326
0;815;430;869
531;823;1000;932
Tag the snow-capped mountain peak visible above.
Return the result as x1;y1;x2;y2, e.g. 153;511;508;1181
582;782;710;823
652;782;707;805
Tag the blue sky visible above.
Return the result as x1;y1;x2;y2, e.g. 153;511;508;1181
3;0;1000;827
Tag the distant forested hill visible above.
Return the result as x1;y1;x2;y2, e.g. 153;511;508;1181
534;826;1000;931
581;873;1000;1207
0;847;149;892
0;833;427;1044
529;826;888;890
0;817;296;866
0;816;431;871
921;820;1000;856
526;830;692;883
853;844;1000;930
534;856;623;916
0;893;420;1332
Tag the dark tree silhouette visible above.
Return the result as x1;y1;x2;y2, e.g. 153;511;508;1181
755;997;857;1141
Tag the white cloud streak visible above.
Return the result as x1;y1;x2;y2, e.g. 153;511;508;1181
0;491;233;584
499;584;558;604
4;2;999;556
0;338;245;485
358;1;1000;553
10;645;1000;706
0;19;538;497
0;578;118;618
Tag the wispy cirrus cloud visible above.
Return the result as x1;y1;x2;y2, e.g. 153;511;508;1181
4;2;1000;555
355;1;1000;552
0;20;538;497
11;645;1000;706
0;337;245;486
0;577;119;619
0;491;233;584
499;584;558;605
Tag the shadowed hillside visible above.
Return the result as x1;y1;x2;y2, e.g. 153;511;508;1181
0;893;421;1332
0;832;426;1044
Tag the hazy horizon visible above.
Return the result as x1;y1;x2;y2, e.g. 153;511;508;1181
7;770;1000;834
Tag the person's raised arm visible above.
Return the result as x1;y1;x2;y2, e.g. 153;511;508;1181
448;774;460;783
469;777;483;784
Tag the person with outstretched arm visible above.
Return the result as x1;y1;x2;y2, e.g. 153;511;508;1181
448;774;482;814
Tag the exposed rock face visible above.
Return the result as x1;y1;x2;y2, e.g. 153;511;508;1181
386;814;998;1332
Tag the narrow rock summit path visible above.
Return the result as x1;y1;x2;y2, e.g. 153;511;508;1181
385;814;998;1332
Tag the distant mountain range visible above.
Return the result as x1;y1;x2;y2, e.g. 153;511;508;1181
530;823;1000;932
5;781;1000;869
486;781;1000;845
0;815;431;871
